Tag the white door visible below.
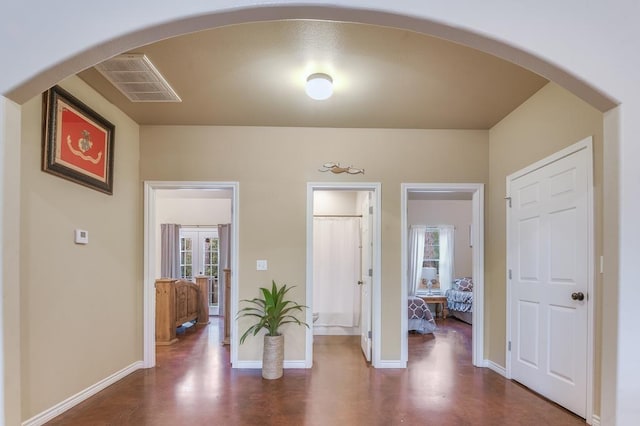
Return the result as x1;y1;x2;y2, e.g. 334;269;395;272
508;146;590;417
360;193;373;362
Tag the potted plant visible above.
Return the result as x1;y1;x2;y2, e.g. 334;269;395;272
237;280;309;379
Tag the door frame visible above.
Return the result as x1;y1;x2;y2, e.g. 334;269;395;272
401;183;485;367
505;137;594;421
306;182;382;367
143;181;239;368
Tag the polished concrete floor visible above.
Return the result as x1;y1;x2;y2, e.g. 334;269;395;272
48;318;585;425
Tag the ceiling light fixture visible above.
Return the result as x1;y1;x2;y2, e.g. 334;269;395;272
305;73;333;100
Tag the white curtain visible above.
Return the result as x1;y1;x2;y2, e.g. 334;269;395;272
439;225;455;290
313;217;361;327
408;225;427;297
160;223;180;278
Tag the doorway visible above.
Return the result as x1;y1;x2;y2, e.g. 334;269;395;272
306;183;381;367
401;183;485;367
143;181;239;368
506;137;594;419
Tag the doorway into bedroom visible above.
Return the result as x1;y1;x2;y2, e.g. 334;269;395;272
143;181;238;368
307;183;380;367
401;184;484;367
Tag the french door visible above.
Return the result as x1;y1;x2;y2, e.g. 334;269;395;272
180;228;220;315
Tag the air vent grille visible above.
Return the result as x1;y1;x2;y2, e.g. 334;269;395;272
95;54;181;102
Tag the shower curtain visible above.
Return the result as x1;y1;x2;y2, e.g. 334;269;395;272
313;217;361;327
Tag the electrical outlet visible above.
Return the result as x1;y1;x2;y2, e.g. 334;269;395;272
256;260;268;271
74;229;89;244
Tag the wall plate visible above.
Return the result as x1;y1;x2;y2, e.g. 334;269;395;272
75;229;89;244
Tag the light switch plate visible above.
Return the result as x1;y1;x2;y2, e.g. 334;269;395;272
256;260;268;271
75;229;89;244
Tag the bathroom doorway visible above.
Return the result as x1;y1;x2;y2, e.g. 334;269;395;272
306;183;381;367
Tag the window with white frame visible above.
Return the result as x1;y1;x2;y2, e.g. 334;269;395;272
180;236;194;280
417;227;440;294
416;225;454;295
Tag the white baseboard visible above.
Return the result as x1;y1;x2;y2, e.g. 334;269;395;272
232;360;308;369
590;414;600;426
233;360;262;369
284;360;307;368
312;325;360;336
484;359;507;377
237;359;406;369
22;361;144;426
375;360;406;369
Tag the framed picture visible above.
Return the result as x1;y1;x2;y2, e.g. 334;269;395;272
42;85;115;194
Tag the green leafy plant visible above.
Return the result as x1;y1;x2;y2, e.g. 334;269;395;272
237;280;309;344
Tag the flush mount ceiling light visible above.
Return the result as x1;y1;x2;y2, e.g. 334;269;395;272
305;73;333;100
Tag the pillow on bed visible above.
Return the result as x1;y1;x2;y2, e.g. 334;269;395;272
454;277;473;292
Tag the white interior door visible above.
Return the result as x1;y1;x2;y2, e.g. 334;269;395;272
360;193;373;362
508;146;590;418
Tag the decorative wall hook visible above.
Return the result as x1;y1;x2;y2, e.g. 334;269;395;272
318;162;365;175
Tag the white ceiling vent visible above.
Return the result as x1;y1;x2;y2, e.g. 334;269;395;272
95;54;181;102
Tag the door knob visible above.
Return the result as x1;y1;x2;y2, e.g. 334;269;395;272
357;280;364;285
571;292;585;301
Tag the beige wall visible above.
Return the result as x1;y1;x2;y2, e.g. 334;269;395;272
2;95;22;426
487;82;603;413
140;126;489;360
314;190;360;215
20;76;142;420
13;79;604;420
407;199;473;280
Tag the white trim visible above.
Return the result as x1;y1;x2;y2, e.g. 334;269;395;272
375;360;406;369
591;414;600;426
22;361;144;426
233;360;310;370
306;182;382;368
143;181;240;368
0;97;7;426
284;360;307;368
484;359;507;377
234;361;262;369
505;136;594;421
507;138;593;182
401;183;485;367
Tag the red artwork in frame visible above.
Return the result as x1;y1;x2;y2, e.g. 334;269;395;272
42;85;115;194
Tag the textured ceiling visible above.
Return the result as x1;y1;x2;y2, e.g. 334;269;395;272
79;20;548;129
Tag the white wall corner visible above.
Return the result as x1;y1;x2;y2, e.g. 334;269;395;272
484;359;507;377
